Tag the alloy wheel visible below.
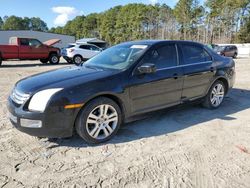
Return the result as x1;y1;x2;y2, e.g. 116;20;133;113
74;56;82;64
210;83;225;107
51;56;58;64
86;104;118;140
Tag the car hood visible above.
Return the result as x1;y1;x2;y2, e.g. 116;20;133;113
15;65;114;93
43;39;61;46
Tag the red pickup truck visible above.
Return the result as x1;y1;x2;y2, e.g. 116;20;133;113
0;37;61;66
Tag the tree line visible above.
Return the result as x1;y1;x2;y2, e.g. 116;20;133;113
0;0;249;45
0;16;48;32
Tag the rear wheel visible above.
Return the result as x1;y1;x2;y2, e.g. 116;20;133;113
73;55;83;65
0;57;2;66
202;80;226;109
40;59;48;64
49;53;59;64
76;97;122;144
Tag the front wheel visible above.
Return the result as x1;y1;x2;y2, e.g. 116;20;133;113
0;57;2;66
76;97;122;144
233;53;237;59
202;80;226;109
49;54;60;64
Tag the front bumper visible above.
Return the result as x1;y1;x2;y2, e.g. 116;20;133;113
7;97;75;138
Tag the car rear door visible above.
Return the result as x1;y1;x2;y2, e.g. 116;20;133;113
178;43;215;100
129;43;184;114
19;38;32;59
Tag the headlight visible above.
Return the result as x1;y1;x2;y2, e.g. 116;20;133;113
28;88;63;112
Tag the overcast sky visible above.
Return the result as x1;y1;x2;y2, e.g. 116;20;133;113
0;0;186;28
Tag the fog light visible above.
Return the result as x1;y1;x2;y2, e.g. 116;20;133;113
20;119;42;128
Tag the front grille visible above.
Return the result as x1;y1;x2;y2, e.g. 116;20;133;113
10;88;30;105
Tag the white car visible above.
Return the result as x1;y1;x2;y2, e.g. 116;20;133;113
62;43;102;64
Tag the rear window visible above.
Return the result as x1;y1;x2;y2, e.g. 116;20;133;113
20;39;29;46
180;44;212;65
141;44;177;69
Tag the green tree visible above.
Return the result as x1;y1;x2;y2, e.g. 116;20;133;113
99;6;121;44
82;13;99;38
237;16;250;42
174;0;193;40
0;17;3;29
2;15;48;31
2;15;27;30
50;26;63;34
29;17;48;31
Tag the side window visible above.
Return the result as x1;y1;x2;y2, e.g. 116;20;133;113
20;39;29;46
90;45;100;51
29;39;42;46
180;44;212;65
141;44;177;69
80;45;91;50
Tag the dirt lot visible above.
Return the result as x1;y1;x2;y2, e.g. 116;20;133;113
0;58;250;188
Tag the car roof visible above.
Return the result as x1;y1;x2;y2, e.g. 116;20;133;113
76;42;98;45
117;40;205;47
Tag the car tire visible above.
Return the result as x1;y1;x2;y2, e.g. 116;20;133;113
202;80;226;109
49;53;60;65
0;57;2;66
75;97;122;144
73;55;83;65
40;59;49;64
233;53;237;59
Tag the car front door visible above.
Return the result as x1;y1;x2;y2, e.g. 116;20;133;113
28;39;48;59
178;43;215;100
129;43;184;114
89;45;102;56
79;45;94;59
224;46;231;56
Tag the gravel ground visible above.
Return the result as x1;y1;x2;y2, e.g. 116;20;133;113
0;58;250;188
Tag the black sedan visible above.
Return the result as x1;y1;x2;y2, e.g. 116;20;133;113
7;40;236;144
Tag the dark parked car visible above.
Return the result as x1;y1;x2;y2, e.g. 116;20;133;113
7;40;235;144
214;45;238;58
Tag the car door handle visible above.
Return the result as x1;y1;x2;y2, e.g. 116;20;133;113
173;73;178;79
210;67;215;72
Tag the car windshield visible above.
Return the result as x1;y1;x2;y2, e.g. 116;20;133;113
84;44;148;70
214;46;225;51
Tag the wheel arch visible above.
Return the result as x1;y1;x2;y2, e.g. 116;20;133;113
49;51;59;57
207;76;229;95
85;93;125;118
73;93;126;132
73;54;83;59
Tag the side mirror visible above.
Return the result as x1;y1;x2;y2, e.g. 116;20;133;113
137;63;156;74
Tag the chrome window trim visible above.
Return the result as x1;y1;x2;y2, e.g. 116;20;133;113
156;61;213;71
